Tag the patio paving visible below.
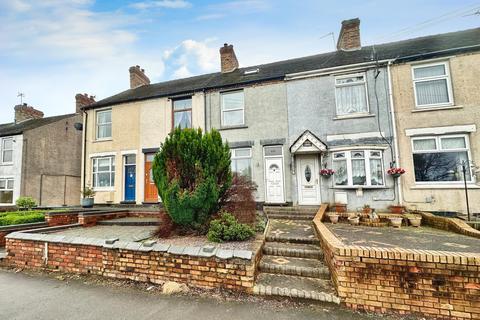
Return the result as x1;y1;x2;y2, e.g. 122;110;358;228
52;225;157;242
267;219;317;242
326;223;480;253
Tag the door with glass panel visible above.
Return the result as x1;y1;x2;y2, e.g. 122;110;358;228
124;155;136;202
144;154;159;203
296;155;320;205
264;146;285;203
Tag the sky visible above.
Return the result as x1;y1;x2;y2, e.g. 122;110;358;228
0;0;479;123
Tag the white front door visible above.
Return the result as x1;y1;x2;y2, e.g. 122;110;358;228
297;155;321;205
265;157;285;203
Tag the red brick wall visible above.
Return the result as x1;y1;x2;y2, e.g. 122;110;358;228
78;212;128;227
46;213;79;226
5;238;256;292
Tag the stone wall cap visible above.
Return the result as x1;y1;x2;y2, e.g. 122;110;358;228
168;245;185;255
215;249;234;259
233;249;253;260
105;237;119;245
125;242;143;251
113;241;130;250
183;246;201;256
199;246;217;257
152;243;170;252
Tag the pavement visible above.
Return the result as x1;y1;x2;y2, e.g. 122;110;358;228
327;224;480;253
0;270;390;320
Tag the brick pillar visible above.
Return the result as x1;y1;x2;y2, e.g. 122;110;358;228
337;18;361;51
14;104;44;123
220;43;239;73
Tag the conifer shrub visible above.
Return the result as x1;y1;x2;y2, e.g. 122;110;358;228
152;128;232;231
207;212;255;242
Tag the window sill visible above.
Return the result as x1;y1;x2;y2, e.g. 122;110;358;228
0;163;13;166
94;138;113;143
0;203;14;206
219;125;248;131
412;105;462;113
333;113;375;120
411;184;480;189
331;186;388;190
93;188;115;192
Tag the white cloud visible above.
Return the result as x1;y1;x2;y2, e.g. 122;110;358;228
130;0;192;10
195;13;225;21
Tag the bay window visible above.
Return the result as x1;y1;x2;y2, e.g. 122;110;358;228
412;134;472;183
335;73;369;116
92;156;115;189
221;91;244;126
173;97;192;129
412;62;453;107
0;178;14;204
333;150;384;187
231;148;252;179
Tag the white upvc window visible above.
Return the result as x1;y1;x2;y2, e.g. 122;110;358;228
412;134;472;183
92;156;115;189
96;109;112;140
173;97;192;129
334;73;369;116
332;150;384;187
221;90;245;126
0;178;14;204
231;148;252;179
412;61;453;108
1;137;13;164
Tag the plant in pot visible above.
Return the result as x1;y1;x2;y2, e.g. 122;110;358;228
81;187;95;208
332;203;347;213
389;205;405;214
387;167;406;179
348;213;360;225
389;216;403;228
327;212;339;224
362;204;372;214
405;214;422;227
320;168;335;178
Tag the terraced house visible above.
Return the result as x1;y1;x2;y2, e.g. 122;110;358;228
81;20;480;214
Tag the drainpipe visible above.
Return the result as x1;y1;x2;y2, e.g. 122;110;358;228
387;60;402;206
203;89;207;131
82;109;88;196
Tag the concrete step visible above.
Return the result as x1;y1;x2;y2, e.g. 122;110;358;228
265;214;314;220
97;217;160;226
266;234;319;245
259;255;330;279
264;206;318;214
254;273;340;304
263;242;323;259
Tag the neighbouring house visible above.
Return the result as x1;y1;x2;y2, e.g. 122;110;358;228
390;28;480;214
0;99;84;207
81;20;480;212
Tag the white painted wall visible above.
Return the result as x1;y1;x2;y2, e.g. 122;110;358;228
0;134;23;205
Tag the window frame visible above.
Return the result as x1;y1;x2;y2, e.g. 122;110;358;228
95;109;112;140
92;156;115;190
411;134;473;184
0;177;14;204
334;72;370;117
332;149;385;188
411;61;454;108
230;147;252;179
1;137;13;164
172;97;193;130
221;90;245;127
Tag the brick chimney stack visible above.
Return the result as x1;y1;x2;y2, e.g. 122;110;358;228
337;18;361;51
75;93;96;113
129;65;150;89
14;103;44;123
220;43;239;73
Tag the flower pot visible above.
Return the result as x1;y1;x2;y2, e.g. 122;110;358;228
389;205;405;214
389;217;403;228
390;173;402;178
408;217;422;227
348;216;360;225
334;204;347;213
328;213;339;224
81;198;94;208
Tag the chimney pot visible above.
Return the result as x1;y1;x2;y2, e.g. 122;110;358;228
75;93;96;113
14;104;44;123
129;65;150;89
337;18;361;51
219;43;239;73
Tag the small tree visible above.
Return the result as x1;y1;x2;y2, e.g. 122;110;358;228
152;128;232;231
16;197;37;210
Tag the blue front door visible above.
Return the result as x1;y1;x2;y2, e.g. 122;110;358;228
125;165;136;201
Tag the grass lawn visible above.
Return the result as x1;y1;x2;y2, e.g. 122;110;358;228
0;209;66;226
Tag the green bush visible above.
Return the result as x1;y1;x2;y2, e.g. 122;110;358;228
207;212;255;242
15;197;37;210
0;211;45;226
152;128;232;231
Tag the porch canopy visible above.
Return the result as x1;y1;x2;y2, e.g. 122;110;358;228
290;130;328;154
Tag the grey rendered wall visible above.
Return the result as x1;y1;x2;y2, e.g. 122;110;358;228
206;82;291;204
287;67;398;210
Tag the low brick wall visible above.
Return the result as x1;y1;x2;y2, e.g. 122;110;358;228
5;230;262;293
0;222;48;247
78;210;129;227
314;209;480;319
45;211;81;226
419;211;480;239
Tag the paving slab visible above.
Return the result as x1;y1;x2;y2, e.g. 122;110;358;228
50;225;157;242
327;223;480;253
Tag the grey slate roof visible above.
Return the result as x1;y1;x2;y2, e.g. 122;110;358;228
0;113;77;138
87;27;480;110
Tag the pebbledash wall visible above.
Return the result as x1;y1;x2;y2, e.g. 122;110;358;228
4;229;262;293
313;211;480;319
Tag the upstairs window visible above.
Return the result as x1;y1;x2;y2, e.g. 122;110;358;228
412;134;472;183
173;98;192;129
0;178;14;204
335;73;369;116
1;138;13;163
412;62;453;107
221;91;244;126
96;109;112;140
332;150;384;187
231;148;252;180
92;156;115;189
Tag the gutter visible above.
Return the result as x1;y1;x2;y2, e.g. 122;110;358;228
386;60;402;206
